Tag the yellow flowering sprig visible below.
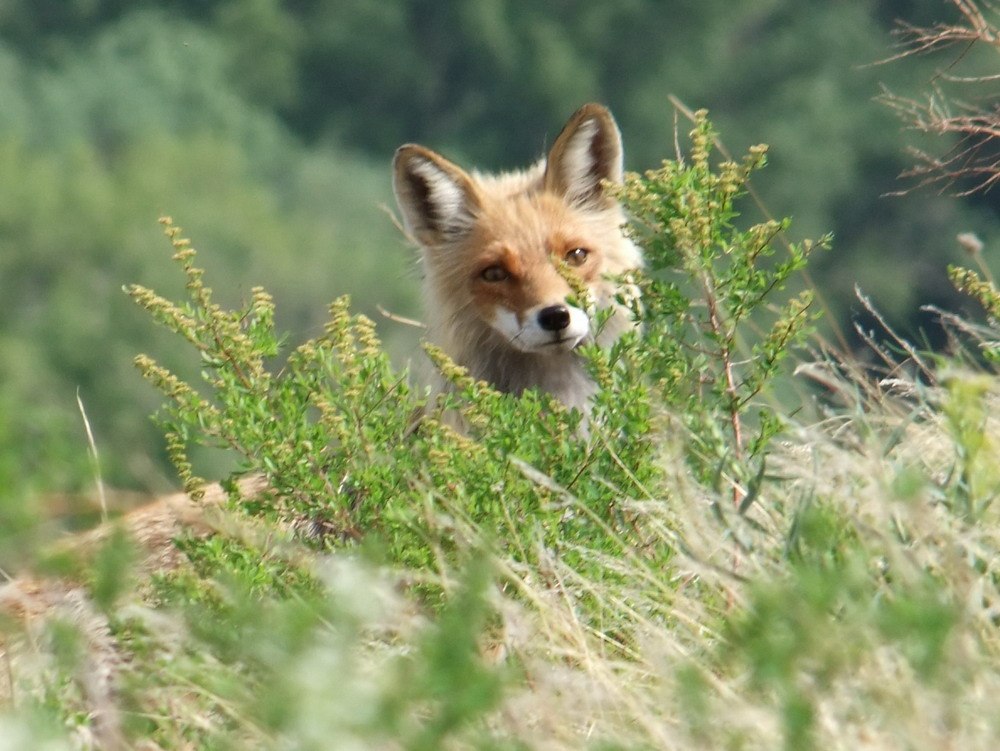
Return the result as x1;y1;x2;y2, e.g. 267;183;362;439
617;108;827;506
950;265;1000;320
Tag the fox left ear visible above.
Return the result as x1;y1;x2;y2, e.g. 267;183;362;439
393;145;481;247
544;103;624;208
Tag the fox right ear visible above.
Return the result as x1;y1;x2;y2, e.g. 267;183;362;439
544;103;624;209
393;145;480;246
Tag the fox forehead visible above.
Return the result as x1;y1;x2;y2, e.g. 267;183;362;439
468;192;602;272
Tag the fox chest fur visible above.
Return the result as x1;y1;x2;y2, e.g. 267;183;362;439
393;103;642;412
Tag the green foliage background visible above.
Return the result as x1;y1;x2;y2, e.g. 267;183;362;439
0;0;995;496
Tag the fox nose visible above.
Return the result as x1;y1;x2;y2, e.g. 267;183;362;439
537;305;571;332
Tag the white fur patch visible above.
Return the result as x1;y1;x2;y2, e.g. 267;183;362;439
560;119;601;205
491;308;523;344
562;306;590;344
411;158;471;232
489;304;590;353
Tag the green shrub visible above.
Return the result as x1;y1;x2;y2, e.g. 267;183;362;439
128;112;817;579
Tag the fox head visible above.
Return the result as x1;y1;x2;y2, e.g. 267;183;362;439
393;104;641;398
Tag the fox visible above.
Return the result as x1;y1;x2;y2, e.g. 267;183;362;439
393;103;642;412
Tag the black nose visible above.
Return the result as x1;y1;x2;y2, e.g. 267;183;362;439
537;305;571;332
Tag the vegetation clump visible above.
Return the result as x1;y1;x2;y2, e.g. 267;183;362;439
3;112;1000;751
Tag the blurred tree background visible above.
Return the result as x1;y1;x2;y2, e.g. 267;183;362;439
0;0;995;497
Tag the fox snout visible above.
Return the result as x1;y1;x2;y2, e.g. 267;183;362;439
491;301;590;353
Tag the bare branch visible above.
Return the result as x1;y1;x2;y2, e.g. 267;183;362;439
880;0;1000;195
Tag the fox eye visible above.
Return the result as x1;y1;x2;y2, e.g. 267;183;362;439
565;247;589;266
480;265;510;282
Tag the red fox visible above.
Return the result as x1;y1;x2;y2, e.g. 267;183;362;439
393;103;642;412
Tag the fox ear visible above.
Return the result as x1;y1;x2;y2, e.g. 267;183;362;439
393;145;480;246
544;103;623;208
